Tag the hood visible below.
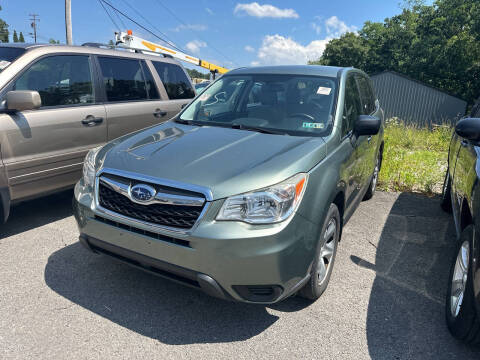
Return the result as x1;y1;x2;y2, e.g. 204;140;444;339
101;122;327;199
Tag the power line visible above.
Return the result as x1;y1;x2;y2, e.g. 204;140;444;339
153;0;237;66
117;0;182;51
97;0;121;31
111;1;128;30
99;0;186;53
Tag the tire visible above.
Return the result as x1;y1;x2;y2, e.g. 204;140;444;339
300;203;340;300
445;225;480;345
363;151;380;201
441;170;452;213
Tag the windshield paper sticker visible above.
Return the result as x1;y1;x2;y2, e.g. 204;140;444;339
316;86;331;95
303;122;325;129
0;60;11;70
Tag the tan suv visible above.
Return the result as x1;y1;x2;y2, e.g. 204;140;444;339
0;43;195;222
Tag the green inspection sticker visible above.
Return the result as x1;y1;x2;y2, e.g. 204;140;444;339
302;122;325;129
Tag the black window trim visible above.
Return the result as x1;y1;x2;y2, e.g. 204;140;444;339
0;52;101;111
341;72;361;141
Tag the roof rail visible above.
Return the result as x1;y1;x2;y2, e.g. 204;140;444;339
81;42;173;58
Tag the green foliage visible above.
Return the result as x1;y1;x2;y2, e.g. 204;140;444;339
0;5;8;43
377;119;452;194
311;0;480;105
186;68;209;80
18;32;25;42
48;39;60;44
12;30;18;42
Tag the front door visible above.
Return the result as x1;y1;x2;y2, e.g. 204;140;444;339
342;73;363;213
0;54;106;201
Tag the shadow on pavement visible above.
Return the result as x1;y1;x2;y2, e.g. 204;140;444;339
353;193;480;359
44;241;312;344
0;189;73;239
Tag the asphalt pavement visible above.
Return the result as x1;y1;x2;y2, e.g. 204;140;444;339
1;190;479;359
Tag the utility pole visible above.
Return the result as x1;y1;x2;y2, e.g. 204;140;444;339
29;14;39;43
65;0;72;45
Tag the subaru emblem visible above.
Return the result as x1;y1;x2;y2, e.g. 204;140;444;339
130;184;156;203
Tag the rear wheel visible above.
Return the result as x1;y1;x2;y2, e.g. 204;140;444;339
441;170;452;212
363;152;380;201
445;225;480;345
300;203;340;300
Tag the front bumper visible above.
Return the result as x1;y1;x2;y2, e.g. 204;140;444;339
73;181;317;303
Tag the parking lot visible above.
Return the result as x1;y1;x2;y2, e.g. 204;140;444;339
1;190;479;359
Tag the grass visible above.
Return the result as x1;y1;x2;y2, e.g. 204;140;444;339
377;119;452;195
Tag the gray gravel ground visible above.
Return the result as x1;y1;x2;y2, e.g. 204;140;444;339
1;190;480;359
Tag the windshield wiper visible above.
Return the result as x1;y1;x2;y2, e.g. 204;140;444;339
230;123;287;135
173;118;204;126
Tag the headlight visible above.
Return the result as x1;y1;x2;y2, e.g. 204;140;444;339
82;146;101;187
216;173;308;224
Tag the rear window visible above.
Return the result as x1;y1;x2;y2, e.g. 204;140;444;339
152;62;195;100
98;57;158;102
0;47;26;72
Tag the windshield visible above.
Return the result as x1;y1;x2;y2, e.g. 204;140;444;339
180;74;337;136
0;48;26;72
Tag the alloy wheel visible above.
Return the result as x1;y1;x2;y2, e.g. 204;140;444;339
371;158;379;193
450;240;470;317
318;218;337;285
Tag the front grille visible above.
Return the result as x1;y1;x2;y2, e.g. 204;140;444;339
98;181;204;229
94;215;190;247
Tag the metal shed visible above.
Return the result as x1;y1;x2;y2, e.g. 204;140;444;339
370;71;467;127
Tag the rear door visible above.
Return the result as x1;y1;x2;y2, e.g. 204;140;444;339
150;60;195;119
0;54;107;201
97;56;165;140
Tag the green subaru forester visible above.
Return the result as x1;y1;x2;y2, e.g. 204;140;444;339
73;65;384;303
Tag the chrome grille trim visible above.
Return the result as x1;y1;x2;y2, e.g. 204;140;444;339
93;168;212;235
99;176;206;207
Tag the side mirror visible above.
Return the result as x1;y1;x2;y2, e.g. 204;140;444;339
355;115;381;136
455;117;480;142
6;90;41;112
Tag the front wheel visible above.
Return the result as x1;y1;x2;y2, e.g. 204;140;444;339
445;225;480;345
300;203;340;300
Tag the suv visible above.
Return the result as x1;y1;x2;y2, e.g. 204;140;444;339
0;43;195;222
441;98;480;344
73;65;384;303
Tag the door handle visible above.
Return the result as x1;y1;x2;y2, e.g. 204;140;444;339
367;136;372;144
81;115;103;126
153;108;167;118
461;139;469;147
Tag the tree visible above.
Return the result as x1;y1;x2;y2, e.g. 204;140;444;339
185;68;210;80
12;30;18;42
0;6;9;43
108;40;114;46
309;32;368;70
310;0;480;105
18;32;25;42
48;39;60;44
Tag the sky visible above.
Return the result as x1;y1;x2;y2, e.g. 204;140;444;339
2;1;431;73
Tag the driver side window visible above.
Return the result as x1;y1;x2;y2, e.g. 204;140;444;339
342;75;361;137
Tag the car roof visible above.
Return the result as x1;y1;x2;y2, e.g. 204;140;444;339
0;43;47;50
0;42;186;67
227;65;349;78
